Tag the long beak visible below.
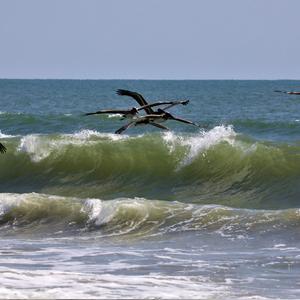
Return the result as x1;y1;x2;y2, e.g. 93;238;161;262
84;109;131;116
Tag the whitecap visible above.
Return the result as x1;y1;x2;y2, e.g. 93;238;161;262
66;129;129;141
163;125;236;167
17;134;54;162
0;130;16;139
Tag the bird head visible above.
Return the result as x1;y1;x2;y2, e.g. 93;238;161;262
131;107;138;114
157;108;165;114
163;111;173;119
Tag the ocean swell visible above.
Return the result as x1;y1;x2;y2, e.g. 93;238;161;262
1;193;300;239
0;126;299;209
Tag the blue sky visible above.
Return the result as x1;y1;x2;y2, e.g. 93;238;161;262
0;0;300;79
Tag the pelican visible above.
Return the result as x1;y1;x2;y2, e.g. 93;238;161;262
116;89;189;114
85;100;189;119
0;143;6;154
274;90;300;95
115;109;200;134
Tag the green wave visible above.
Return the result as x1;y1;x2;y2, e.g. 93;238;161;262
1;193;300;238
0;127;299;209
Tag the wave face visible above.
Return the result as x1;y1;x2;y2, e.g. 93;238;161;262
1;193;300;239
1;126;299;209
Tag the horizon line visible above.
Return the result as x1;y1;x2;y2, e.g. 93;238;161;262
0;77;300;81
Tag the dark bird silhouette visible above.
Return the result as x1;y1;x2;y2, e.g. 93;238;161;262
0;142;6;154
274;90;300;95
86;89;195;134
85;107;139;119
116;89;189;114
115;109;200;134
115;118;169;134
85;100;189;119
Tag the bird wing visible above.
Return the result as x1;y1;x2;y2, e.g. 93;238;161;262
0;143;6;154
274;90;289;94
170;116;200;127
162;100;189;110
85;109;131;116
116;89;154;114
149;122;170;131
274;90;300;95
115;120;136;134
137;101;180;113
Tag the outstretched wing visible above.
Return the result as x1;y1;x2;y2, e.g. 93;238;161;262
274;90;300;95
274;90;288;94
85;109;130;116
162;100;189;110
149;122;169;131
115;120;136;134
116;89;154;114
0;143;6;154
170;116;200;127
137;100;189;112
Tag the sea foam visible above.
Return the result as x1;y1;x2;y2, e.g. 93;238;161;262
163;125;236;167
17;130;129;162
0;130;16;139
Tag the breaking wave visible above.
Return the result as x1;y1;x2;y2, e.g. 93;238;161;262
1;193;300;239
0;126;299;209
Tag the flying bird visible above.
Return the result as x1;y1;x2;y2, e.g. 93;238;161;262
116;89;189;114
115;109;200;134
274;90;300;95
85;97;189;120
85;89;196;134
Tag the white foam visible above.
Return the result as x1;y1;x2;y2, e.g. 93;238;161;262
0;130;16;138
163;125;236;167
0;268;229;299
16;130;130;162
67;129;129;141
83;198;113;226
0;193;25;217
83;197;152;236
17;134;55;162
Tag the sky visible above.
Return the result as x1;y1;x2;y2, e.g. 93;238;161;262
0;0;300;79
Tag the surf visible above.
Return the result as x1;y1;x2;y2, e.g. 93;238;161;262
0;126;299;209
1;192;300;240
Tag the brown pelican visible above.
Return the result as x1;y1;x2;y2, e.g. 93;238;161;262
85;100;189;119
116;117;170;134
0;142;6;154
116;89;189;114
115;109;200;134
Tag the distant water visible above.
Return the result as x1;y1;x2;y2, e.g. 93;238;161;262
0;79;300;299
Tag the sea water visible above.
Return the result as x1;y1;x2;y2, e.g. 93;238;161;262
0;79;300;299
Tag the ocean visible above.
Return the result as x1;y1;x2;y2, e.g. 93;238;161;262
0;79;300;299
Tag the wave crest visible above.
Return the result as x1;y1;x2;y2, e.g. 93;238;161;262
0;127;299;209
1;193;300;239
163;125;236;167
